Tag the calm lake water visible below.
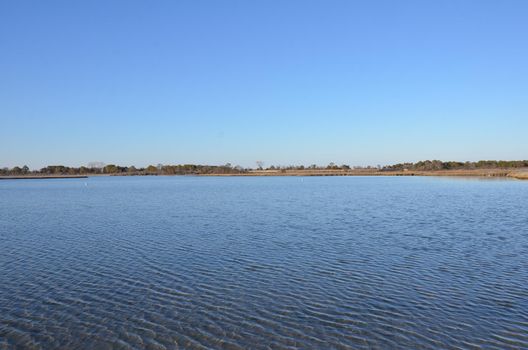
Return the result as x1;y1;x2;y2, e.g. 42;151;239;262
1;176;527;349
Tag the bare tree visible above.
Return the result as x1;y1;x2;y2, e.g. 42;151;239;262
88;161;105;169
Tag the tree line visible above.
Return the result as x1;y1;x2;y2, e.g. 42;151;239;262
1;160;527;176
0;164;248;176
382;160;528;171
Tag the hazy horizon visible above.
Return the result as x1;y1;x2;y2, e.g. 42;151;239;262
2;1;527;169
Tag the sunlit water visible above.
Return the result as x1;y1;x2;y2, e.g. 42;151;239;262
1;176;527;349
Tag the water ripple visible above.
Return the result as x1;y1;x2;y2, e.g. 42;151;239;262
0;176;527;349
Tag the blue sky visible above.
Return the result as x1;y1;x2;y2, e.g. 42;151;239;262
1;0;527;169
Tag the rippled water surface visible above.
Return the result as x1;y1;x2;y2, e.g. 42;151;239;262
1;176;527;349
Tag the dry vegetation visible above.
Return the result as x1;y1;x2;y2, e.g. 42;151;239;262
509;171;528;180
205;168;526;178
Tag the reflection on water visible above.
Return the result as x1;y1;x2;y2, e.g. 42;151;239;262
1;176;527;349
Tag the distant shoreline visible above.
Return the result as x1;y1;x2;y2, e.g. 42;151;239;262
199;168;528;179
2;170;527;180
0;175;88;180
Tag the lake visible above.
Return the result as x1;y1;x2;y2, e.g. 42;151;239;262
1;176;527;349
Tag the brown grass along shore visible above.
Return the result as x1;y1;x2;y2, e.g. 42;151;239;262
201;168;528;178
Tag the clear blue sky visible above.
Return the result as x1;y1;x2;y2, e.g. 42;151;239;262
1;0;527;169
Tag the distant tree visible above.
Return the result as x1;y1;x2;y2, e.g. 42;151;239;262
256;161;264;170
146;165;158;174
103;164;118;174
11;166;22;175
